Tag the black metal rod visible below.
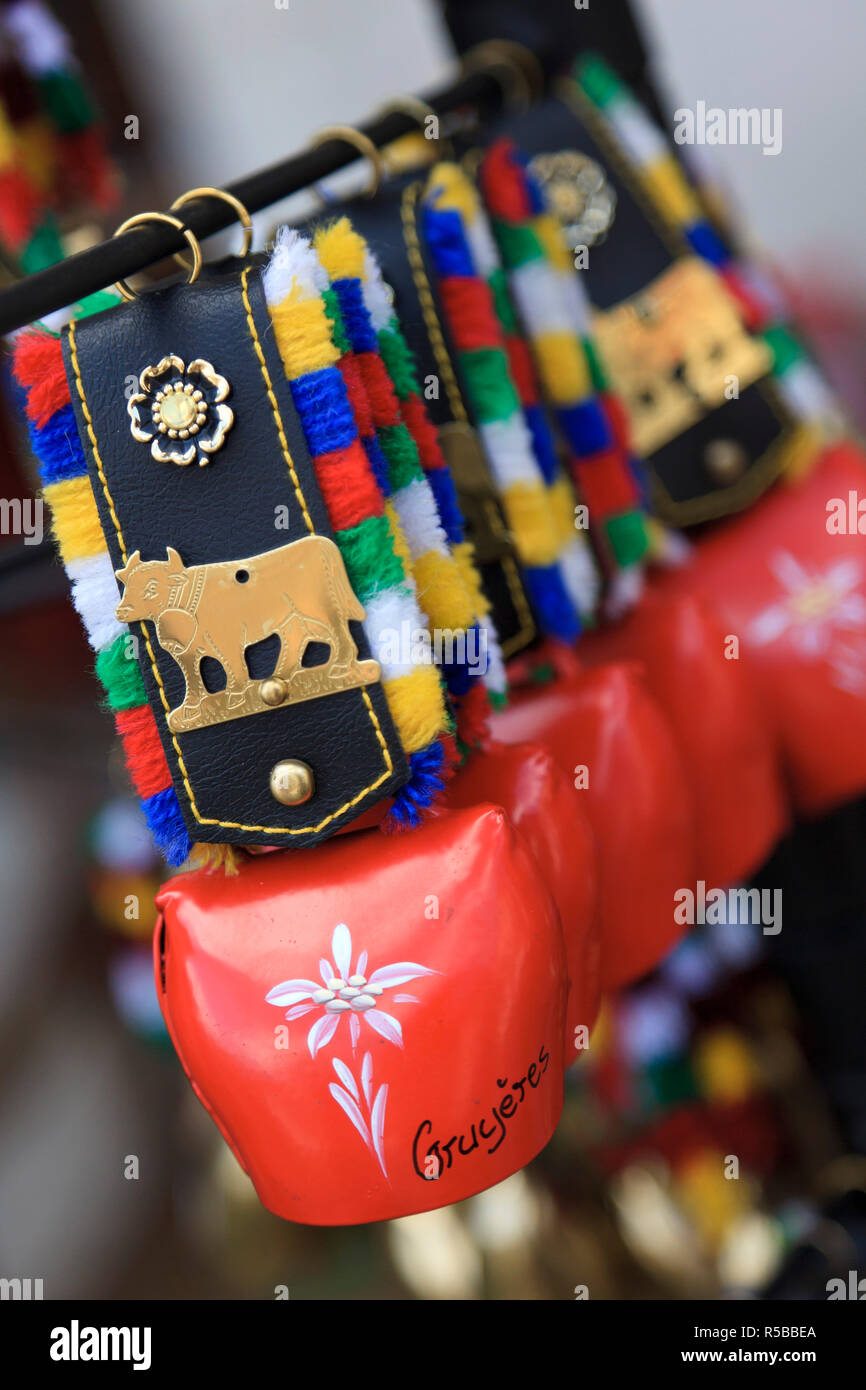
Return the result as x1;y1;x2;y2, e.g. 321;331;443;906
0;64;516;336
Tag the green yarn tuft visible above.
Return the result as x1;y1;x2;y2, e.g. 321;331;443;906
336;513;407;599
605;511;650;568
488;268;518;334
574;54;623;109
36;70;95;133
378;423;424;490
322;288;350;355
377;324;418;400
96;634;147;711
491;218;545;269
21;219;64;275
582;337;609;392
460;348;520;423
763;324;805;376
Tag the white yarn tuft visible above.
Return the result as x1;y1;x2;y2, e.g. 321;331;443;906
5;0;73;76
263;226;328;305
66;552;128;653
392;478;449;560
479;415;543;491
360;248;394;332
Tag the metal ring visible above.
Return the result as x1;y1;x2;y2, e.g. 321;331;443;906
309;124;385;200
112;211;202;302
378;95;454;161
169;186;253;270
460;39;541;113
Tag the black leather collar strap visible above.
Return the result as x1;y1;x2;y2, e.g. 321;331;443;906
62;269;408;849
477;95;802;527
312;175;536;657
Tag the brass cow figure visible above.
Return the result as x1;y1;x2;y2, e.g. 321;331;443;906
115;536;380;732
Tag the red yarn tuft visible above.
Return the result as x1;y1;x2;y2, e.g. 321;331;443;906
13;329;68;427
455;682;491;749
355;350;401;429
0;166;41;248
439;731;461;777
338;352;373;439
719;265;768;334
437;276;501;353
574;447;641;517
600;393;633;453
505;333;539;406
478;141;532;223
115;705;173;800
56;127;119;211
314;438;385;530
400;393;446;471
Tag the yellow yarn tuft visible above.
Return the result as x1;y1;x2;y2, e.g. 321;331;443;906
453;541;491;618
270;295;341;378
503;482;563;568
548;473;582;547
0;105;16;171
412;548;476;632
427;161;480;223
314;217;366;281
189;842;241;876
44;475;106;563
533;214;574;273
384;665;448;754
643;153;701;227
533;330;593;405
384;500;413;576
16;118;55;191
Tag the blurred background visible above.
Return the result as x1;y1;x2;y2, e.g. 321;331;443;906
2;0;866;1300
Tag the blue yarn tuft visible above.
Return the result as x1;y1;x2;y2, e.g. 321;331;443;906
289;366;357;456
427;466;464;544
142;787;192;867
362;432;392;497
685;220;730;268
558;398;613;458
523;404;559;485
386;740;449;830
524;565;582;643
333;277;378;353
31;403;87;484
422;203;476;279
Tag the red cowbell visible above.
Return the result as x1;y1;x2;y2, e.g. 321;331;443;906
579;591;788;887
656;443;866;818
491;661;696;990
156;804;566;1226
444;739;601;1064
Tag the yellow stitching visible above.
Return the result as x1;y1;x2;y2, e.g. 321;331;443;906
240;265;315;536
67;282;394;835
401;181;468;424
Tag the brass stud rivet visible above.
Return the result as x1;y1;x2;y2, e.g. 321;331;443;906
705;438;748;484
270;759;315;806
260;677;288;707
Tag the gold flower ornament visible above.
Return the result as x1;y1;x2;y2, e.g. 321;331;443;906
128;354;233;465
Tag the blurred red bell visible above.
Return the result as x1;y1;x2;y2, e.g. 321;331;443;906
445;739;601;1064
156;804;566;1226
580;591;788;887
657;443;866;818
491;659;696;990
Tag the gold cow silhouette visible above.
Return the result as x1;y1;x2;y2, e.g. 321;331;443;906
115;536;380;732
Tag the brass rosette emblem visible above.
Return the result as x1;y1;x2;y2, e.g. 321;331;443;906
530;150;617;248
127;354;233;465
